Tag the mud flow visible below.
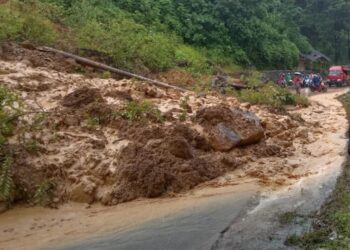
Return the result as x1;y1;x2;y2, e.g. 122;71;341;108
0;44;347;250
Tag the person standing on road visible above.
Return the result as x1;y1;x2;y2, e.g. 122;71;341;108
285;72;292;85
293;72;302;95
313;74;321;89
277;73;286;87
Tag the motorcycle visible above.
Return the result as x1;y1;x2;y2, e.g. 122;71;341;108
310;82;328;92
302;77;312;88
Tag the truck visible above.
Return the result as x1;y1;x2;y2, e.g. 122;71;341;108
326;65;350;87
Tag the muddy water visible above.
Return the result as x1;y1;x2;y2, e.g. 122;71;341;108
58;90;348;250
59;186;259;250
0;90;348;250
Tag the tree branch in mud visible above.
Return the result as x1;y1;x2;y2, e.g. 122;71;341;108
37;46;189;93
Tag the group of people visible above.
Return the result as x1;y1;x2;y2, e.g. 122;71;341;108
277;72;324;95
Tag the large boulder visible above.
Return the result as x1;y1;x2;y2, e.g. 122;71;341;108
196;106;264;151
230;108;265;146
208;123;241;152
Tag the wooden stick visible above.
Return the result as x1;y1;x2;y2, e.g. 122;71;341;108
38;46;188;92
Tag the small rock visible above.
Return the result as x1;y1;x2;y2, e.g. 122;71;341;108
329;231;338;241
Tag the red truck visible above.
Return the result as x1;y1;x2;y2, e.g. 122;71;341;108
327;65;350;87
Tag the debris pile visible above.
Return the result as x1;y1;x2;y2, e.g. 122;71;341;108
0;44;318;206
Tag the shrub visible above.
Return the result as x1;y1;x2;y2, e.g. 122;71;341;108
0;86;20;203
0;157;14;203
237;84;309;109
0;6;23;41
175;45;212;75
0;1;58;45
77;19;177;72
0;85;21;145
120;101;163;122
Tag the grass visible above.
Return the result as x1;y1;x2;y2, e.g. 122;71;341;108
120;100;163;122
231;83;309;110
285;93;350;249
85;116;100;130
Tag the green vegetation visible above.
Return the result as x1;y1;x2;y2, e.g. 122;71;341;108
32;180;54;205
0;86;20;203
120;100;163;122
287;93;350;249
0;1;58;45
3;0;345;73
234;84;309;109
0;86;54;206
0;157;14;203
85;116;100;130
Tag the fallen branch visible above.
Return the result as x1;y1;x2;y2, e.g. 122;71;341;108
37;46;188;93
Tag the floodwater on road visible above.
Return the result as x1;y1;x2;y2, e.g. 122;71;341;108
58;90;348;250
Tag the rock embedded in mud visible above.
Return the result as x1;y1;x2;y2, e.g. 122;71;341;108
230;109;264;145
62;87;104;108
208;123;241;152
196;106;265;150
168;138;194;159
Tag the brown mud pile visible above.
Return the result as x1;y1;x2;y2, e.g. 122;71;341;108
0;44;317;206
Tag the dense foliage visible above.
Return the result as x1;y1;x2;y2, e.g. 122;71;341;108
0;86;20;203
1;0;350;71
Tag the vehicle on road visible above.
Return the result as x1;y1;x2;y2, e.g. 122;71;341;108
310;82;328;93
302;74;312;88
326;66;350;87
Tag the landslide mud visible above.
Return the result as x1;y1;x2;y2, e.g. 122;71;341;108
0;45;310;206
0;45;347;250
